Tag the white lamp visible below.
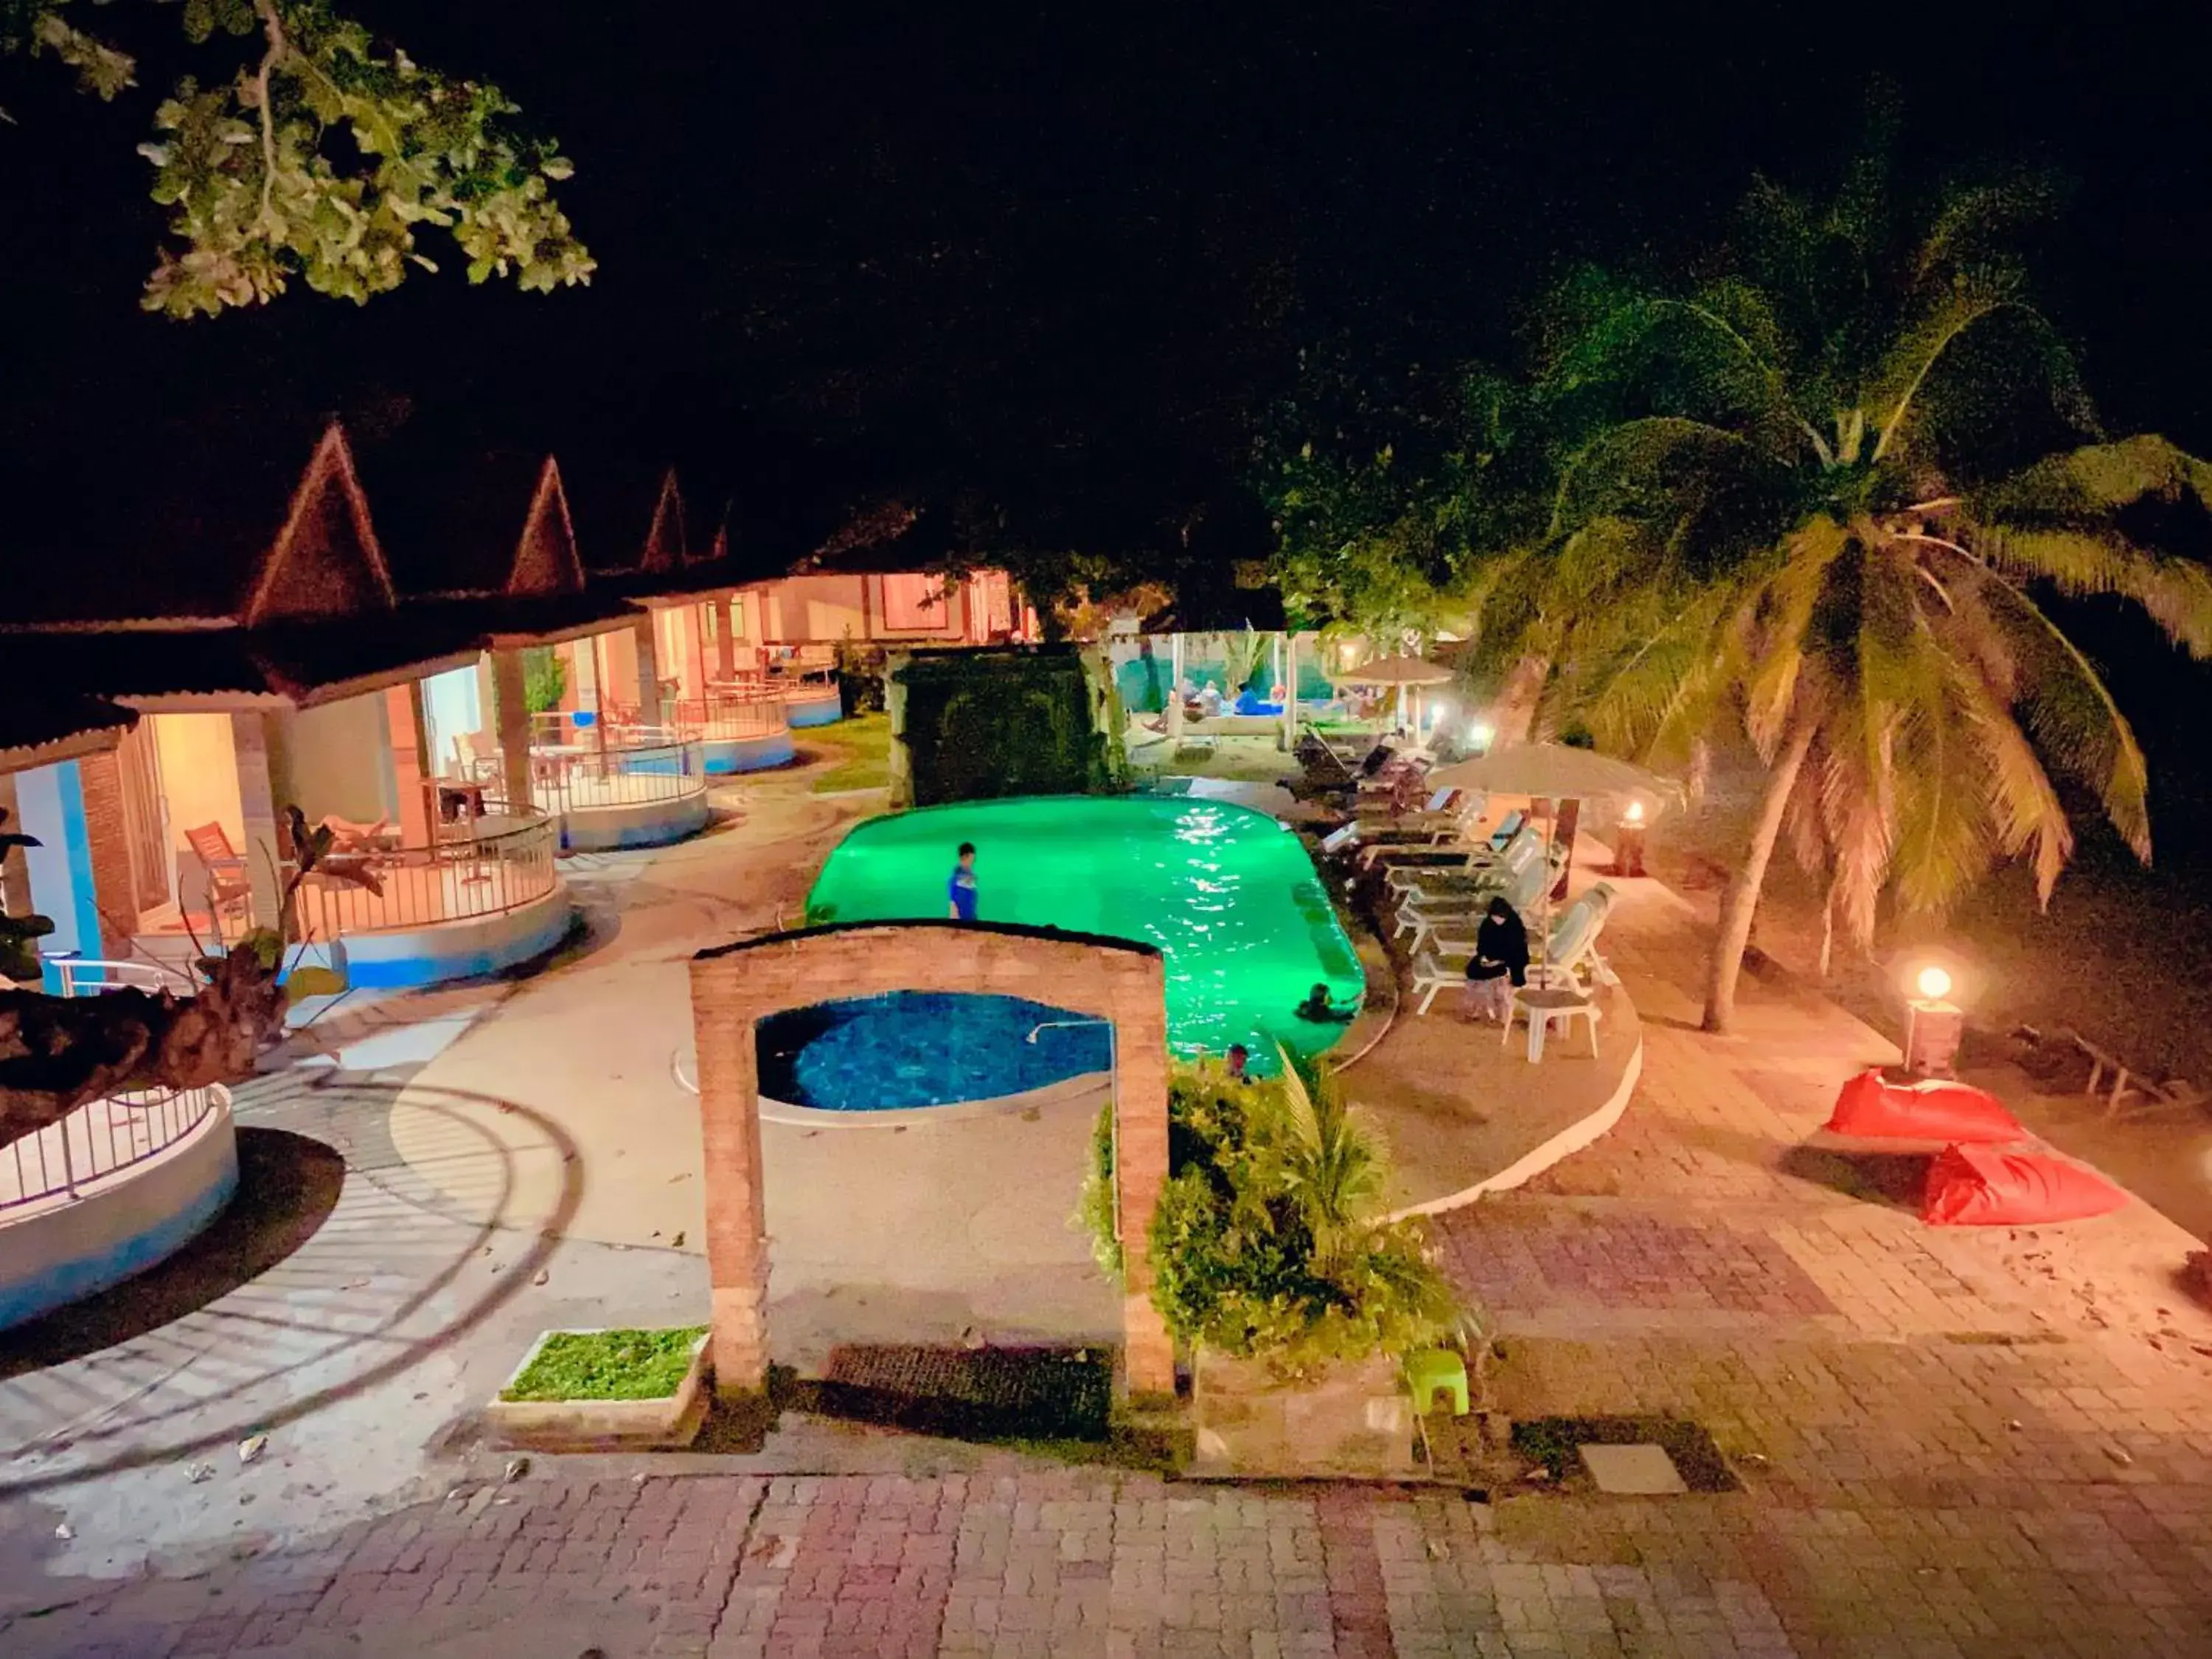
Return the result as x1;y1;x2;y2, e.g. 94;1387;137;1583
1904;961;1963;1077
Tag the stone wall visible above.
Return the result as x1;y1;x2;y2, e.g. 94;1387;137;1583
687;920;1175;1399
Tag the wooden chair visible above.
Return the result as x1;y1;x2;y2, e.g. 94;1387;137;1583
183;821;253;926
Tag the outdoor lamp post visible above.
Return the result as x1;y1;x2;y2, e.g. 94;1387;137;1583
1903;964;1964;1078
1613;798;1648;877
1028;1018;1119;1237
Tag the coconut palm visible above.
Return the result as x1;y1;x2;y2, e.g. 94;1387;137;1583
1481;153;2212;1033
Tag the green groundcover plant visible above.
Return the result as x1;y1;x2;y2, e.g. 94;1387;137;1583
500;1326;706;1403
1082;1052;1459;1382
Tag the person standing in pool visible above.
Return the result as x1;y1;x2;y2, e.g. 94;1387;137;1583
947;841;979;921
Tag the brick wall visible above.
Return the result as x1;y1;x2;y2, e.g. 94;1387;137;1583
75;749;138;954
688;921;1176;1400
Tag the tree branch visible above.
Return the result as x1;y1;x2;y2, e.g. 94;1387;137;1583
252;0;287;235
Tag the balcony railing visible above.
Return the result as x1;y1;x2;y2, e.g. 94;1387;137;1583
667;692;790;742
287;810;560;942
531;737;707;815
1;1084;229;1212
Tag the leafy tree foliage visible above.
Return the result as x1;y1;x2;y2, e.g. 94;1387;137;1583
1474;135;2212;1030
1085;1051;1459;1381
3;0;592;316
1259;358;1555;645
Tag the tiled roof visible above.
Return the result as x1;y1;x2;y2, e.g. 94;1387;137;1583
359;443;557;599
0;695;137;771
0;404;338;626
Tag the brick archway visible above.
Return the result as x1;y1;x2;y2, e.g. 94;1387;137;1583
686;920;1175;1400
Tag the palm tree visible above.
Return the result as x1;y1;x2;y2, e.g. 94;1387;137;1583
1480;150;2212;1032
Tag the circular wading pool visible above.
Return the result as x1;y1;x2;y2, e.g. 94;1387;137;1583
756;990;1113;1113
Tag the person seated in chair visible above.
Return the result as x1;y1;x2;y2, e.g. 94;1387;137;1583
1462;897;1530;1023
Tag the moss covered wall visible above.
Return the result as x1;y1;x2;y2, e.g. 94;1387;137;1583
888;645;1127;807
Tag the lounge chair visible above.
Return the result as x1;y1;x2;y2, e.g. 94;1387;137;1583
1526;883;1620;991
183;821;254;928
1402;854;1559;956
1382;821;1543;891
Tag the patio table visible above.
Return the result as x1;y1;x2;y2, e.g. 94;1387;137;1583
1506;985;1601;1062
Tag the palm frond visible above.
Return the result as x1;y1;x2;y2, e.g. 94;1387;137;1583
1886;634;1992;919
1948;655;2072;905
1740;516;1851;754
1865;280;2059;465
1911;172;2063;291
1938;554;2153;862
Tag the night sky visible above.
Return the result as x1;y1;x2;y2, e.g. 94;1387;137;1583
3;0;2209;559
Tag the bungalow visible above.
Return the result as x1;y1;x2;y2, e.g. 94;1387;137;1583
1;418;580;986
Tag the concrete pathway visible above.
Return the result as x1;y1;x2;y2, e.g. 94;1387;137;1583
10;802;2212;1654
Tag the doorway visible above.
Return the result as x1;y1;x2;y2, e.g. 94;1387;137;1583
116;721;174;924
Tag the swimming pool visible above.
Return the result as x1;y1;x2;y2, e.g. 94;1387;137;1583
757;990;1113;1111
803;796;1364;1071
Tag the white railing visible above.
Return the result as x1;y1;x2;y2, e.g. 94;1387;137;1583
532;736;708;815
45;956;195;999
0;1084;229;1211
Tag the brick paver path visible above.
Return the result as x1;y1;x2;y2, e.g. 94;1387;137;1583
10;877;2212;1656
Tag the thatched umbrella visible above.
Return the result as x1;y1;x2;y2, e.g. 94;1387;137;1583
1429;742;1681;942
1335;654;1454;738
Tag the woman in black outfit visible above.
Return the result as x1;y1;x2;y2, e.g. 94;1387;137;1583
1462;897;1529;1023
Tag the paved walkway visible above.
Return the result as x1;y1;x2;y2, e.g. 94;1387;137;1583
10;837;2212;1652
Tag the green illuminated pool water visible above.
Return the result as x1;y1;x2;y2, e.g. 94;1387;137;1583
803;796;1365;1068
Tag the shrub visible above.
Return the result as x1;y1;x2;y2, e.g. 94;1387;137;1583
1080;1050;1460;1382
522;647;567;716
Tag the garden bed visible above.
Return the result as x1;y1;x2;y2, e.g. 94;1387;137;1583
483;1326;712;1450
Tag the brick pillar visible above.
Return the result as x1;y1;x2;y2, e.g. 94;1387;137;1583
1107;959;1177;1399
74;749;139;952
489;649;534;812
633;611;663;727
231;712;285;931
689;956;772;1398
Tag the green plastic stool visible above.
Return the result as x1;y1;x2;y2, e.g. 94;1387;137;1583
1405;1349;1470;1416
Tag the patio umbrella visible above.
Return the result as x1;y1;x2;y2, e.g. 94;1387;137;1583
1427;742;1683;944
1335;655;1454;738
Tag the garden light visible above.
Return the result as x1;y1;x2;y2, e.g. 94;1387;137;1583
1624;799;1645;824
1904;961;1963;1077
1468;721;1494;748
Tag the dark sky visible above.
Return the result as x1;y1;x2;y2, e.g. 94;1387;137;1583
3;0;2210;562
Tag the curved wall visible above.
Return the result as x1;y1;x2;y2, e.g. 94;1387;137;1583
784;691;844;728
333;884;576;989
0;1093;239;1331
703;731;796;773
560;793;712;852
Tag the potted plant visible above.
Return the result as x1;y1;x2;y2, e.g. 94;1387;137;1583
483;1325;712;1450
1083;1051;1464;1477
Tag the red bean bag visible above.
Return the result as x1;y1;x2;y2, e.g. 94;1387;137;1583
1822;1068;2023;1145
1921;1143;2129;1227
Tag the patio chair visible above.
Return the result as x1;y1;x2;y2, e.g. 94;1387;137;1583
1402;854;1559;956
1380;820;1540;889
1407;948;1472;1016
451;730;503;783
1526;883;1621;992
183;821;254;926
1391;827;1546;907
317;813;397;855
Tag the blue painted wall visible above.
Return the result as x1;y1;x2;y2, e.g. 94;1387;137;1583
15;761;102;988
